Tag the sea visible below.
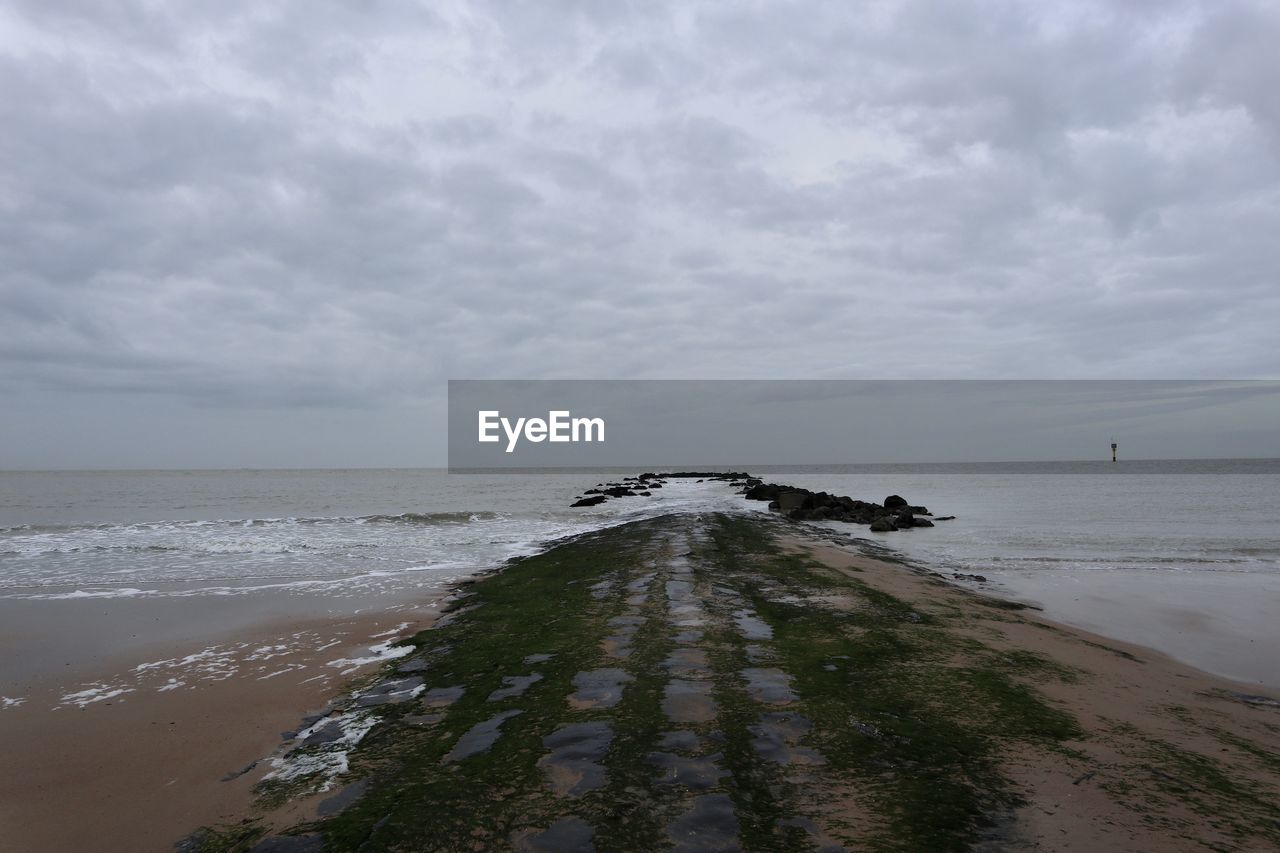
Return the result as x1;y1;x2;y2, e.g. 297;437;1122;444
2;461;1278;685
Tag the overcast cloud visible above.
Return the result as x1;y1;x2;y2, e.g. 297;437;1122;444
2;1;1278;467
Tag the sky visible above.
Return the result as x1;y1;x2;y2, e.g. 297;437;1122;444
2;1;1278;468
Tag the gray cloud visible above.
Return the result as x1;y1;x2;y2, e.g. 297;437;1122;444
1;0;1278;466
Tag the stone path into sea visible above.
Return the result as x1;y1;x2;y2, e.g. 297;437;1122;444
508;522;846;852
247;516;853;852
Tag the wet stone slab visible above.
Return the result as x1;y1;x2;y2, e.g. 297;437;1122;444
512;817;595;853
734;610;774;641
649;751;727;790
444;710;522;762
659;730;707;753
421;685;466;708
355;676;424;707
666;793;741;852
316;778;368;817
741;668;797;705
538;721;613;797
663;648;712;679
396;657;429;674
674;630;704;644
488;673;544;702
627;573;655;592
663;679;718;724
750;712;826;766
523;653;555;665
744;645;773;664
300;717;347;748
666;579;695;600
568;669;634;710
670;604;708;627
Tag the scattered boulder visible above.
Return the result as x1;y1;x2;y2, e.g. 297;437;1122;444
566;471;948;533
744;482;783;502
777;492;809;514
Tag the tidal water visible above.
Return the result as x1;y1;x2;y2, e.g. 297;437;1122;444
2;462;1277;599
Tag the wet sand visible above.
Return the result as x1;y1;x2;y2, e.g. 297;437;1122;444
791;534;1280;850
0;595;446;853
986;568;1280;689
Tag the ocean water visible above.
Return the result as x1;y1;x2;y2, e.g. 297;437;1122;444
765;459;1280;579
0;470;757;600
3;462;1277;599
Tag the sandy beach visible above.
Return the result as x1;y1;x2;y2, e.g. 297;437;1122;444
0;595;447;853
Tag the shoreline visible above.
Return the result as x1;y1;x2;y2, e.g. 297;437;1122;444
186;512;1280;852
0;596;450;853
983;567;1280;690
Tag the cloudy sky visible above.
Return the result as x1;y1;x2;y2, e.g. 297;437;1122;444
2;1;1278;468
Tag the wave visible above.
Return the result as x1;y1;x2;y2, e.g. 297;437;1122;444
1;510;511;536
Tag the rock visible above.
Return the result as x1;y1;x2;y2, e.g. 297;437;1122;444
603;486;636;498
317;779;369;816
934;515;956;521
912;517;934;527
571;495;607;507
777;492;808;514
894;511;915;528
884;495;908;509
744;482;783;501
869;518;897;532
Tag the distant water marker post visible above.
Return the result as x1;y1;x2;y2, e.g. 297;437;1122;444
1111;441;1118;462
